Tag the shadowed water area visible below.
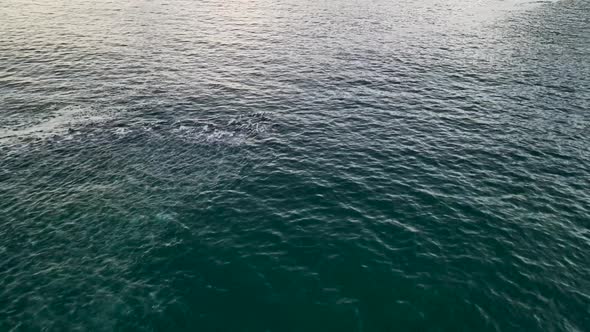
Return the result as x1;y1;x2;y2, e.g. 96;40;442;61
1;0;589;331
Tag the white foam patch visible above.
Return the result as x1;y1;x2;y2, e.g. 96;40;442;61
0;105;113;141
168;114;272;145
171;125;250;145
0;108;274;148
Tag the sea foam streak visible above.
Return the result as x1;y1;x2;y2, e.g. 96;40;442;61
0;105;112;141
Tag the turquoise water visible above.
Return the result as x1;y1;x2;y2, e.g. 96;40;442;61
1;0;589;331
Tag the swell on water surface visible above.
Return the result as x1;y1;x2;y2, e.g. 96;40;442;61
1;0;589;331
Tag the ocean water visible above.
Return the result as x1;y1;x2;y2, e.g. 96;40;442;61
1;0;589;330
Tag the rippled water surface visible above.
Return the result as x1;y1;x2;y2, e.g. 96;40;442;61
1;0;590;331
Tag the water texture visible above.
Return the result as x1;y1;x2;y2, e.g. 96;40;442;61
1;0;589;331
